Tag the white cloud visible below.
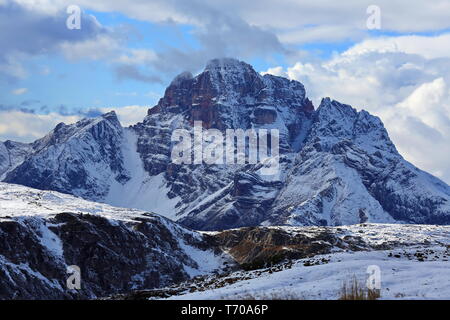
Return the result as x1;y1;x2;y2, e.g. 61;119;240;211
11;87;27;95
396;78;450;134
343;34;450;59
0;105;150;142
4;0;450;184
386;78;450;181
116;49;158;65
42;0;450;33
0;110;80;142
60;34;122;61
101;105;149;127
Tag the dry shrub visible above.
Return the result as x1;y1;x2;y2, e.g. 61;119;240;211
339;276;380;300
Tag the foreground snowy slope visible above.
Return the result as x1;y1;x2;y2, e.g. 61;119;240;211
114;224;450;300
167;248;450;300
0;182;232;299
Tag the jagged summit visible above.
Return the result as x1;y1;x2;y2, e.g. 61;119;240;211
312;98;398;155
1;59;450;229
170;71;194;86
102;110;120;121
204;57;257;79
3;111;129;200
205;57;249;69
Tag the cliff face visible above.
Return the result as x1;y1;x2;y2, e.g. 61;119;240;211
0;140;31;180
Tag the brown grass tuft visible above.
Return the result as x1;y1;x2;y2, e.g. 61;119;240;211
339;276;380;300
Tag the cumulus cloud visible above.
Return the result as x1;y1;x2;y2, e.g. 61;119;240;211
3;0;450;183
387;78;450;180
11;88;27;95
263;33;450;184
0;1;160;83
343;34;450;59
115;49;158;65
7;0;450;83
100;105;149;127
0;110;80;142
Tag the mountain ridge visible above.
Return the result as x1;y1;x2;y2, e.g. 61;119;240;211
1;58;450;229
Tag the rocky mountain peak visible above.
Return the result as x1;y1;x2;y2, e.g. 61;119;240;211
311;98;398;156
101;110;120;122
170;71;194;87
149;58;312;130
204;57;259;88
205;57;253;71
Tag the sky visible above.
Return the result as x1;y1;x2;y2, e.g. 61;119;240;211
1;0;450;183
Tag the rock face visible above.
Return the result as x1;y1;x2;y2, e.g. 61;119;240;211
0;140;31;180
130;58;314;225
2;58;450;229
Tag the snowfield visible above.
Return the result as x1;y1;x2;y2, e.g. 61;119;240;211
0;181;151;223
155;223;450;300
168;248;450;300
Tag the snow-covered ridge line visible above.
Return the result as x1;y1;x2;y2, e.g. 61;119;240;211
0;182;149;222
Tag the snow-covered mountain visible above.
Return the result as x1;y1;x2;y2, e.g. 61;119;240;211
3;112;130;201
2;58;450;230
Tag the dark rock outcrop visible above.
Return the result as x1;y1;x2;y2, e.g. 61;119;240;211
0;212;228;299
